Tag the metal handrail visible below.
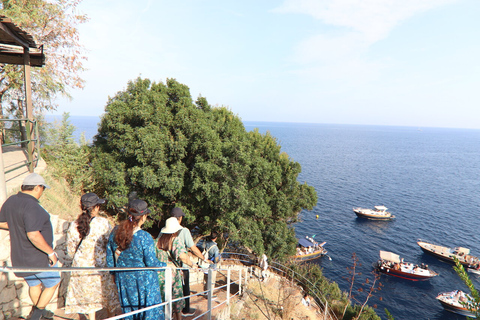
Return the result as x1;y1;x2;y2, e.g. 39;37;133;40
1;263;245;320
1;253;337;319
220;251;339;320
0;118;40;173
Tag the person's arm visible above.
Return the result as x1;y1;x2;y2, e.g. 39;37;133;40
179;228;206;260
212;246;221;264
179;252;196;268
0;222;8;230
190;244;206;261
26;231;58;265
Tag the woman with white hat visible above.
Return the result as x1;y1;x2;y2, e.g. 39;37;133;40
156;217;197;320
107;199;166;320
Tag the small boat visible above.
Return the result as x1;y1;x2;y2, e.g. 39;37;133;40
294;237;327;262
353;205;394;220
417;240;480;272
436;290;477;317
375;251;438;281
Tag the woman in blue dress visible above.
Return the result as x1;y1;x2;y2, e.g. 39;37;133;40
107;199;166;320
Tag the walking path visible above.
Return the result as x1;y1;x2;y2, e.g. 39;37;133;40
2;145;47;195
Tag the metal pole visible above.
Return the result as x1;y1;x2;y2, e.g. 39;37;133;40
23;48;34;173
226;269;231;306
165;268;172;320
34;120;40;167
0;142;7;204
238;268;242;295
207;268;213;320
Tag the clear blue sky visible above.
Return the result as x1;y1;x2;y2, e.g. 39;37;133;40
53;0;480;129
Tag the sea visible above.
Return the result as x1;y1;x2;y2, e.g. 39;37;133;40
47;115;480;320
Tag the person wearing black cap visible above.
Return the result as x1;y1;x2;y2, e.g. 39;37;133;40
0;173;60;320
65;193;120;320
107;199;166;320
160;207;206;316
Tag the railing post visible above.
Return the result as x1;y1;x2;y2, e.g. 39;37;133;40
34;120;40;167
238;268;242;295
25;119;33;173
0;142;7;204
165;267;172;320
207;268;213;320
226;269;231;306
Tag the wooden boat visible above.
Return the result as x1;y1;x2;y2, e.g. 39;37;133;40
436;291;477;317
294;237;327;262
353;205;394;220
375;251;438;281
417;240;480;271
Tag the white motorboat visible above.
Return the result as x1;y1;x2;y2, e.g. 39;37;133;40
353;205;394;220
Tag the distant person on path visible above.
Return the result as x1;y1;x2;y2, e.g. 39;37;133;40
158;207;206;317
107;199;166;320
156;217;197;320
65;193;120;319
0;173;60;320
197;231;220;296
259;253;268;281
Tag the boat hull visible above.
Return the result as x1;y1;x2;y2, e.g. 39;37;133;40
438;300;475;317
293;251;326;262
354;211;393;220
376;262;437;281
437;292;476;317
417;240;480;271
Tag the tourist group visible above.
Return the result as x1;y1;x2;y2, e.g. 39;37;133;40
0;173;221;320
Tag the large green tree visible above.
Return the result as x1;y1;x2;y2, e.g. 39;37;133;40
0;0;87;116
91;77;317;260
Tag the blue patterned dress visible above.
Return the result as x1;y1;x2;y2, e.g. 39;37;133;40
107;228;166;320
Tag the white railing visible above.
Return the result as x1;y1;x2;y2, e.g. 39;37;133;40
0;265;247;320
2;253;338;320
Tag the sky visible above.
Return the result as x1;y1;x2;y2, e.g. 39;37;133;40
54;0;480;129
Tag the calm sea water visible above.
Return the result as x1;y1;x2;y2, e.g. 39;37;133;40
49;116;480;319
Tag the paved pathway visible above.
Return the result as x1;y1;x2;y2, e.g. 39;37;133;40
2;145;47;196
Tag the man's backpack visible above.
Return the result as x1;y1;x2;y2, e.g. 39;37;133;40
202;242;217;262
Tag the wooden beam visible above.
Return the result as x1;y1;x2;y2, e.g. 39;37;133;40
0;52;44;66
0;21;30;48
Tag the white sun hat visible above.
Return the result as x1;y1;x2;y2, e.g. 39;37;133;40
161;217;183;234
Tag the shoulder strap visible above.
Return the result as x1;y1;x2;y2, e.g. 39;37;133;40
168;250;181;268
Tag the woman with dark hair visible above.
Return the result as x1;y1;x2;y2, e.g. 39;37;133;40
156;217;197;320
65;193;119;320
107;199;166;320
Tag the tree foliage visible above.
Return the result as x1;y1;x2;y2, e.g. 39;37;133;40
0;0;87;115
91;77;317;260
42;112;93;192
453;258;480;319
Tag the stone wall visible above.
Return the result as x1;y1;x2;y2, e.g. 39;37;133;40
0;215;70;320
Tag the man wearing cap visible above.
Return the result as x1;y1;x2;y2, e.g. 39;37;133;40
160;207;206;317
0;173;61;320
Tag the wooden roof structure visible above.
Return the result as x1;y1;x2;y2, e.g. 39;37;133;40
0;15;45;66
0;15;45;187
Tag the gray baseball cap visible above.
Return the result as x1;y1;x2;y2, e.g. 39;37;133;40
22;173;50;189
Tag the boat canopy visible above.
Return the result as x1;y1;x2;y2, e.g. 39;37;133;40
455;247;470;255
298;238;315;248
374;206;388;211
380;250;400;263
